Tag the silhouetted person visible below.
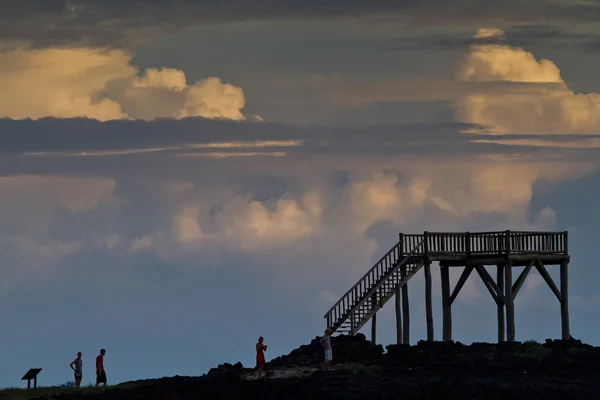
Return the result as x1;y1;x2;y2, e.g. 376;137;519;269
256;337;267;379
69;352;83;388
320;328;332;371
95;349;107;388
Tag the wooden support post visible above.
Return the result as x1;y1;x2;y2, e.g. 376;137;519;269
560;261;570;340
497;264;505;342
395;283;402;344
34;376;37;389
504;263;515;342
441;265;452;342
401;264;410;345
371;293;377;344
424;262;434;341
27;379;30;390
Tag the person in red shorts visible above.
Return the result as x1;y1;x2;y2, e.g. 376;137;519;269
95;349;107;388
256;337;268;379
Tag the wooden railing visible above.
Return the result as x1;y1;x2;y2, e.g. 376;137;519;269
403;231;568;256
324;230;567;333
344;239;425;334
324;240;404;330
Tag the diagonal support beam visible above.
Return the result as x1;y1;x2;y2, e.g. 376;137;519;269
512;260;534;300
474;264;505;305
535;259;562;303
449;265;474;306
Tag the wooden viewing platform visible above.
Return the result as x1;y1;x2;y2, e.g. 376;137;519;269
324;230;570;344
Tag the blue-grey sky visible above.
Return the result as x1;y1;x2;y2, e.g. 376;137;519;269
1;0;600;389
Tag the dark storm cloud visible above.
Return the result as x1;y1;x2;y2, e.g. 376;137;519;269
383;25;600;51
0;117;598;178
3;0;600;48
0;117;507;156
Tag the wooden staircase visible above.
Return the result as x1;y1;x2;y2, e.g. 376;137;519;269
324;237;425;335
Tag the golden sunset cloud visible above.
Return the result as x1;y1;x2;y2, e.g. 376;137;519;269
0;48;247;121
455;28;600;134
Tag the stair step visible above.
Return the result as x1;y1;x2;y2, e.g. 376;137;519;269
326;245;427;334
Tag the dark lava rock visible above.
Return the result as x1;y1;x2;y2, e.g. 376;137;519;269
206;361;244;376
32;336;600;400
267;334;383;368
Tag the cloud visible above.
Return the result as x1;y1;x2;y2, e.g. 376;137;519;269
171;203;206;245
472;136;600;149
319;79;565;106
454;29;600;134
321;28;600;135
455;29;563;83
0;174;116;292
382;25;600;51
0;48;247;121
0;175;116;234
0;117;596;302
473;28;505;40
107;158;595;262
0;119;597;370
0;118;500;161
4;1;600;48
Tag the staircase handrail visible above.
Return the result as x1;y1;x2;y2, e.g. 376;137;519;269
324;239;403;318
323;238;423;319
349;239;425;314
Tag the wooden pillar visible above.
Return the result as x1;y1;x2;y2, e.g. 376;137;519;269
395;283;402;344
441;265;452;342
497;264;505;342
504;263;515;342
424;262;434;341
34;376;37;389
401;265;410;345
396;232;404;344
560;261;570;340
372;313;377;344
371;293;377;344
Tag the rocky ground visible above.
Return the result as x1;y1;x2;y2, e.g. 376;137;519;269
32;335;600;399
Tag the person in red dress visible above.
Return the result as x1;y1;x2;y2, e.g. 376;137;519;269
256;336;267;379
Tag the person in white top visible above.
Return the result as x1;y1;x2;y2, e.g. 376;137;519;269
69;352;83;388
320;328;333;371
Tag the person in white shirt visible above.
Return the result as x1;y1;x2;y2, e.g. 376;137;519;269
320;328;333;371
69;352;83;388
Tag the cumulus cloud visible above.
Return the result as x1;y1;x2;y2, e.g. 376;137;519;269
0;142;595;349
0;48;247;121
456;30;562;83
319;27;600;136
454;28;600;134
0;118;596;328
110;157;594;264
172;203;206;245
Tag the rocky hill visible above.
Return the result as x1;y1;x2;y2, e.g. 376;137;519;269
32;335;600;399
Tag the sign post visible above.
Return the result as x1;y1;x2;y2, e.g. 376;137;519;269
21;368;42;389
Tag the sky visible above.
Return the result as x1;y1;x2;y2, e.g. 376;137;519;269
1;0;600;388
